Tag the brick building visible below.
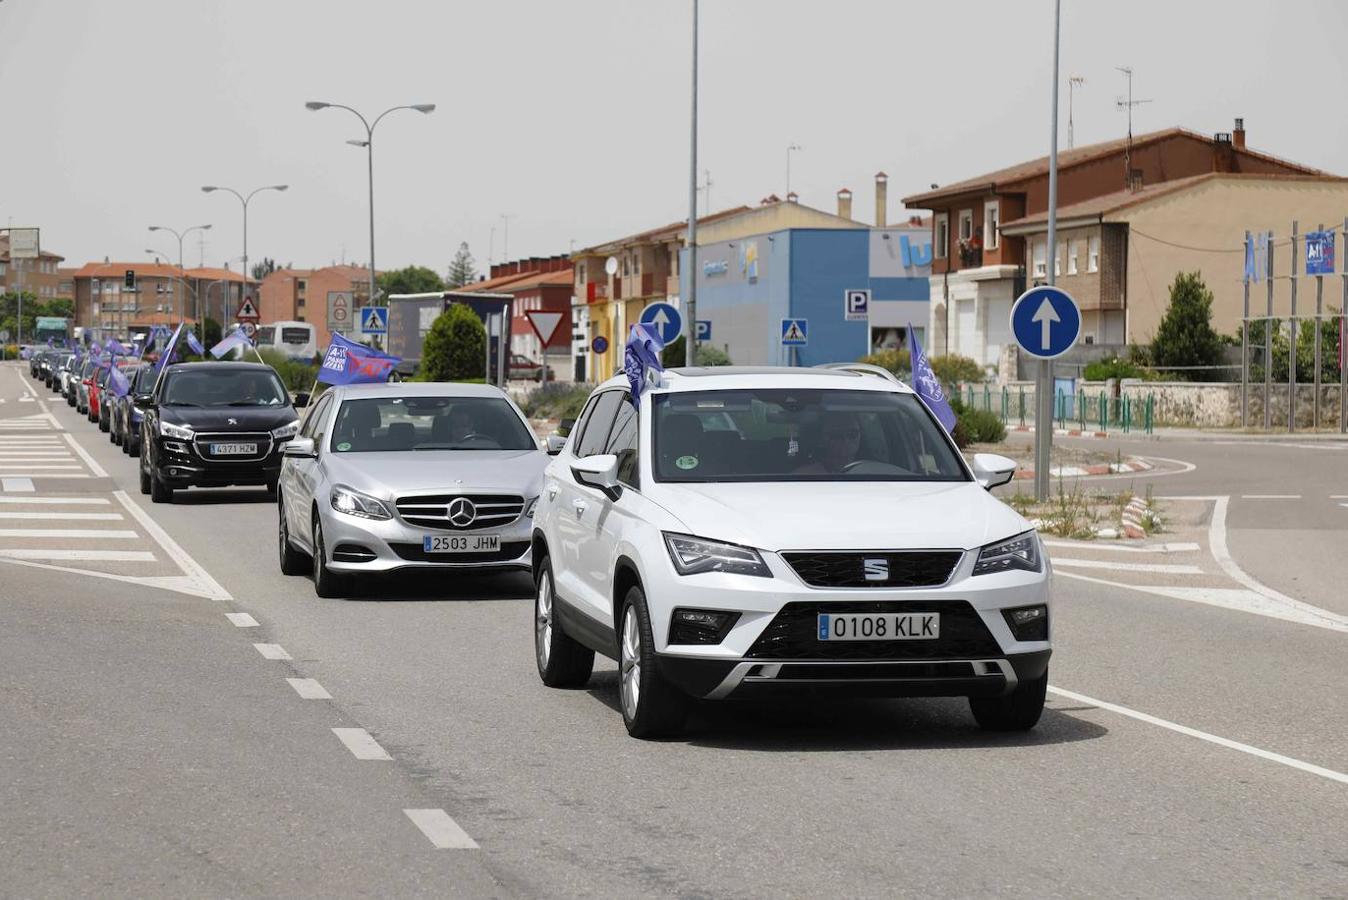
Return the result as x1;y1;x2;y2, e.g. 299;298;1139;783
257;265;372;348
455;256;574;373
1;233;66;301
69;262;250;335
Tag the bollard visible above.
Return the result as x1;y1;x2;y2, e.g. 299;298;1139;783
1001;387;1009;423
1100;391;1107;432
1078;389;1085;430
1018;386;1026;426
1145;394;1155;434
1122;395;1131;433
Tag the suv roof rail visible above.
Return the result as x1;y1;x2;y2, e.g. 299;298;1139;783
813;362;904;385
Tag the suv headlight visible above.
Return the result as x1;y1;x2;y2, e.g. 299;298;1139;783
330;485;391;520
159;420;194;440
271;419;300;440
972;531;1042;576
663;532;772;578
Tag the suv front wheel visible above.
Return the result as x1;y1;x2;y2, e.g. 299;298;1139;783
618;586;688;739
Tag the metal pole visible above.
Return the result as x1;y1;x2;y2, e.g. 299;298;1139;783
367;131;377;317
685;0;699;367
1342;218;1347;434
1289;220;1298;432
1265;230;1273;430
1035;0;1062;503
1315;223;1323;430
1241;230;1249;428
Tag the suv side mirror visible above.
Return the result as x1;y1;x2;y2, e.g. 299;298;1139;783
283;437;318;458
571;453;621;501
972;453;1017;490
293;391;310;409
545;433;567;456
133;394;154;410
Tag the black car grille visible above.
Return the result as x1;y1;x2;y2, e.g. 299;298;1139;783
745;600;1001;661
192;431;273;462
394;494;525;531
783;550;962;588
388;541;529;564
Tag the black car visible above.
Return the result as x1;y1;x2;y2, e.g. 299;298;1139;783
137;361;306;503
111;363;154;454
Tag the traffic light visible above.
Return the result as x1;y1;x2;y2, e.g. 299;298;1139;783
124;269;136;291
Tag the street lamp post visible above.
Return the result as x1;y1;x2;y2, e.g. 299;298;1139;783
148;223;210;323
201;185;288;320
686;0;699;367
304;101;436;322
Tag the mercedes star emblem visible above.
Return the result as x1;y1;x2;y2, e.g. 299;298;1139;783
447;497;477;527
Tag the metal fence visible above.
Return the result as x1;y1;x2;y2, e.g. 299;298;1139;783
963;384;1155;434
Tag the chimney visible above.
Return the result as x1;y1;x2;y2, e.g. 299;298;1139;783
1233;117;1246;150
786;191;799;203
837;188;853;220
874;172;888;227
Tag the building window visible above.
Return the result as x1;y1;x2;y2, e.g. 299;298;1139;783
984;201;999;250
576;262;585;283
958;210;973;241
1032;240;1047;278
1088;235;1100;272
622;256;629;276
1055;241;1064;277
297;297;306;308
1068;239;1080;275
935;213;949;259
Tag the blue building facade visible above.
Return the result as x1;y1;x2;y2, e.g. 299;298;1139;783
678;224;931;366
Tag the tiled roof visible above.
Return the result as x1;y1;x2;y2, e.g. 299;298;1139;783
456;268;574;294
70;262;184;279
184;267;251;283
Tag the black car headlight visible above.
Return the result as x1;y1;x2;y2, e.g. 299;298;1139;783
663;533;771;577
972;531;1042;576
330;485;392;520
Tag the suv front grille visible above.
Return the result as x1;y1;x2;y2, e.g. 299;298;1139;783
192;431;273;462
745;600;1001;661
395;494;525;531
783;550;962;588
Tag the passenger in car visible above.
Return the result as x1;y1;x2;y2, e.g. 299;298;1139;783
794;411;863;474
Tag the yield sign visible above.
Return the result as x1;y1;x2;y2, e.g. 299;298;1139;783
526;310;566;345
235;297;260;321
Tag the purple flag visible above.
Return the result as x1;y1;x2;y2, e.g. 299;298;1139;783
316;332;400;385
108;364;132;398
153;323;185;377
907;322;957;433
185;331;205;356
209;325;253;359
623;324;664;408
105;338;129;355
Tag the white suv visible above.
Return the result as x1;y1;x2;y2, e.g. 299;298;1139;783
530;366;1051;738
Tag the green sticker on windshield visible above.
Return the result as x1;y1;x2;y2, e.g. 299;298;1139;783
675;455;699;470
336;441;352;451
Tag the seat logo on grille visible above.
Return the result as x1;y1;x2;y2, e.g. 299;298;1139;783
863;558;889;581
447;497;477;527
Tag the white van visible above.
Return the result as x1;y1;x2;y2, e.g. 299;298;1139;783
254;321;317;362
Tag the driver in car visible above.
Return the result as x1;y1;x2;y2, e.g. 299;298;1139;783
445;407;477;441
795;410;862;474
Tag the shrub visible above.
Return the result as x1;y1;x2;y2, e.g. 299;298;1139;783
858;348;910;378
257;348;317;392
420;303;485;381
930;354;986;386
521;382;593;420
947;395;1006;448
1083;357;1145;381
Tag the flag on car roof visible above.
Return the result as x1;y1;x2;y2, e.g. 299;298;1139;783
209;324;253;359
907;322;957;434
316;332;400;385
105;337;129;356
153;323;186;377
185;330;205;357
107;363;131;398
623;323;664;408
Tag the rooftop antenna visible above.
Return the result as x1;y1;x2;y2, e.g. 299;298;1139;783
1115;66;1152;188
1067;75;1085;149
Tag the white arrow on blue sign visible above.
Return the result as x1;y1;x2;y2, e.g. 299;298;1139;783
639;302;683;344
359;306;389;335
1009;286;1080;359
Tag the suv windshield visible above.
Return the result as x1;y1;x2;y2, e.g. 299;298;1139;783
652;388;968;483
161;368;289;407
330;396;535;452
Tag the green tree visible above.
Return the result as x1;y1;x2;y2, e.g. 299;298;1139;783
447;243;478;288
251;257;278;281
420;303;485;381
378;265;445;298
202;318;223;348
1150;271;1224;381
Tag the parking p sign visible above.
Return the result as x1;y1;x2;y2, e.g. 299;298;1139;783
844;289;871;322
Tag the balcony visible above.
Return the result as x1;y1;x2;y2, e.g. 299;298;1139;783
586;282;609;302
958;242;983;268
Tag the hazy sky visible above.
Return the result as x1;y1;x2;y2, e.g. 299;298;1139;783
3;0;1346;275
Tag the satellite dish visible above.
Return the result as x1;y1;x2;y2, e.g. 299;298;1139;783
605;256;618;276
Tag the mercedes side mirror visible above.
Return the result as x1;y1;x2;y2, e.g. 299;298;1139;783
972;453;1018;490
546;433;567;456
571;453;621;500
283;437;318;458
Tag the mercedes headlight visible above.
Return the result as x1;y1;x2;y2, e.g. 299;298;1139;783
330;485;391;520
663;533;771;578
159;420;194;440
271;419;300;440
973;531;1042;576
525;497;538;518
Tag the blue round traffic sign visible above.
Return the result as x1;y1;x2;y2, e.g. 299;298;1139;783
591;335;609;354
1010;286;1081;359
639;302;683;344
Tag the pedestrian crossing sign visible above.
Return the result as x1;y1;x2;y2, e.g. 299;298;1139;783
359;306;389;335
781;318;808;346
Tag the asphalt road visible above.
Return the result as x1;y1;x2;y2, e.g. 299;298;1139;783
2;361;1346;899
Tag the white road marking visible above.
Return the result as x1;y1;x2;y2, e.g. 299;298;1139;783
332;728;393;761
225;612;259;627
0;495;108;504
0;465;84;470
286;678;332;700
0;473;89;478
1331;495;1348;499
1042;539;1200;554
1049;686;1348;786
253;643;292;660
404;809;479;850
115;492;232;602
1240;494;1301;500
62;433;107;476
18;396;33;402
0;512;123;520
0;549;156;561
0;478;34;492
0;528;136;538
1051;558;1204;575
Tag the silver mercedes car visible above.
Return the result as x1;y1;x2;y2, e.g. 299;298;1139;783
276;382;556;597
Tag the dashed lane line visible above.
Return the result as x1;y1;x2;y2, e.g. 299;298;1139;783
403;809;479;850
0;496;109;504
0;528;136;538
0;512;123;520
1049;686;1348;786
286;678;332;700
225;613;259;627
0;549;157;562
332;728;393;761
1240;494;1301;500
1051;558;1204;575
253;643;292;660
1043;539;1200;554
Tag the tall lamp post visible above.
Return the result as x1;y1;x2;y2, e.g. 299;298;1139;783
303;101;436;317
200;184;287;320
148;223;210;322
686;0;699;367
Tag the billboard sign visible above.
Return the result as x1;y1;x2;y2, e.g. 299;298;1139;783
8;227;39;259
1305;230;1335;275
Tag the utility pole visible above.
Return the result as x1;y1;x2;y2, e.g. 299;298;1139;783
1037;0;1063;503
1115;67;1152;189
686;0;699;367
1067;75;1085;149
